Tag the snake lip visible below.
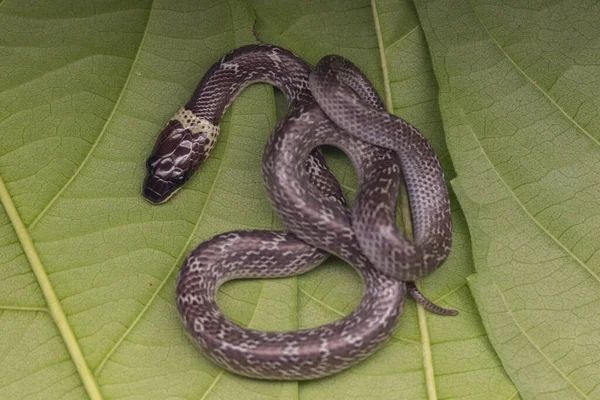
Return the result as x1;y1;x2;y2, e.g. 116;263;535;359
142;175;174;204
142;186;164;204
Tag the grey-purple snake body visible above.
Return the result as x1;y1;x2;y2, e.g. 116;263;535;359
143;44;455;380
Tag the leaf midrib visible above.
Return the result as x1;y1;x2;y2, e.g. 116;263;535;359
0;2;156;398
0;175;102;400
370;2;439;399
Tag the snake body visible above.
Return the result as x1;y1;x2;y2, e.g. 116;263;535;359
143;45;454;380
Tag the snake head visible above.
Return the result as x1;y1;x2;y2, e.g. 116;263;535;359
142;120;202;204
143;108;220;204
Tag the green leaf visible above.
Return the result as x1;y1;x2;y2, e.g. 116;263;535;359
1;0;514;399
415;0;600;398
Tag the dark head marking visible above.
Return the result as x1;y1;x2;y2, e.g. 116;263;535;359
143;120;196;204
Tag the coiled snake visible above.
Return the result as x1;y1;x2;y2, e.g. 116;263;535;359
143;44;455;380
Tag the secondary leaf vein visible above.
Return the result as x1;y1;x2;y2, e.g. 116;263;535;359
200;370;224;400
0;305;48;313
299;287;418;345
28;1;156;230
495;284;589;399
469;0;600;148
464;124;600;284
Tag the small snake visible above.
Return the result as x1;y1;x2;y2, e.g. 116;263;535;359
143;44;455;380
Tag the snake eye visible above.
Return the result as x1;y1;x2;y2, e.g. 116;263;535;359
172;173;186;185
146;156;158;171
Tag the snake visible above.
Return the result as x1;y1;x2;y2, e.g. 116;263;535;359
143;44;455;380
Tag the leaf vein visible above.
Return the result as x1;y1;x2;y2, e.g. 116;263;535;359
0;305;48;312
299;287;417;345
464;123;600;284
495;285;589;399
200;370;224;400
0;175;102;399
28;2;155;230
469;0;600;148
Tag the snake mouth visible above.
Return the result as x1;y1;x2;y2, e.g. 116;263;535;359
142;175;179;204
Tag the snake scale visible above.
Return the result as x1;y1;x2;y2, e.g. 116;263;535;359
143;44;455;380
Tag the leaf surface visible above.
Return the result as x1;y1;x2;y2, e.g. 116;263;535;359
1;0;514;398
415;0;600;398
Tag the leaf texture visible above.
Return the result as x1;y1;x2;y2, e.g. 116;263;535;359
0;0;550;398
415;0;600;398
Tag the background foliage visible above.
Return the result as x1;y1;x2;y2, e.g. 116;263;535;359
0;0;598;399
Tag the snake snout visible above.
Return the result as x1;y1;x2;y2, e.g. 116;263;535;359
142;174;176;204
